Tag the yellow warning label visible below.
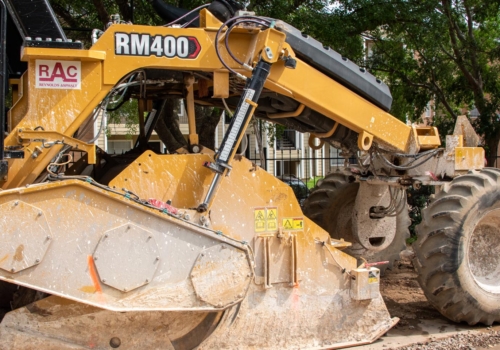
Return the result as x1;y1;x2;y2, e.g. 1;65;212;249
292;218;304;230
368;271;379;284
254;208;266;232
283;218;293;230
282;217;304;231
266;207;278;232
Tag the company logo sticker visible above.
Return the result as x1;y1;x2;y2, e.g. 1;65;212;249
36;60;81;90
114;33;201;59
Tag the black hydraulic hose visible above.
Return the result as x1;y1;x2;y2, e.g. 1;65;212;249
0;0;6;163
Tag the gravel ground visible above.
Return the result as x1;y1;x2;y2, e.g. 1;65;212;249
391;329;500;350
379;248;500;350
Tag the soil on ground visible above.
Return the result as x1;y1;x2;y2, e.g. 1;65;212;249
380;249;500;350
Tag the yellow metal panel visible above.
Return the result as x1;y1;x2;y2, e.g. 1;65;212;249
264;59;412;152
212;71;229;98
21;48;106;61
2;58;108;188
412;126;441;150
455;147;485;170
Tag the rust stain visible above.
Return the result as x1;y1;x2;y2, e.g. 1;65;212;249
0;254;9;265
13;244;24;262
79;285;97;294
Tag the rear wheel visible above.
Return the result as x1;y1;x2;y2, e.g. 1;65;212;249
413;168;500;325
303;171;410;273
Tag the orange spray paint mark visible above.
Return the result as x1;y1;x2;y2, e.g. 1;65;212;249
87;255;102;293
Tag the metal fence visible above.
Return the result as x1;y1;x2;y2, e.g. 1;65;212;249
246;145;357;203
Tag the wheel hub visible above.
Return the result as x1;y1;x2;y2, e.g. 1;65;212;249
468;209;500;294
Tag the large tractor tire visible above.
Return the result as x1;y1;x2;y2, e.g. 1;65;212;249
303;171;410;273
413;168;500;325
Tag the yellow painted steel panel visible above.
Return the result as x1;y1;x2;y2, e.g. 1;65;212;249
455;147;485;171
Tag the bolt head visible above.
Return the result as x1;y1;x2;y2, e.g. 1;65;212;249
109;337;121;348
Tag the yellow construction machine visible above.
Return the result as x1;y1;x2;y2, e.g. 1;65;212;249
0;0;498;348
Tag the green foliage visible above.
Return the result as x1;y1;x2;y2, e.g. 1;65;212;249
106;99;139;138
407;185;434;241
306;176;323;189
329;0;500;158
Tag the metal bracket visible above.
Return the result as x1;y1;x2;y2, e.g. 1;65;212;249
17;129;96;164
289;233;298;287
258;234;274;289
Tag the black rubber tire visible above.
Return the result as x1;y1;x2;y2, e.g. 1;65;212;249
413;168;500;325
303;171;410;273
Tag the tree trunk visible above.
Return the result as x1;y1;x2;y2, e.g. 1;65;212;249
91;0;109;27
485;133;500;167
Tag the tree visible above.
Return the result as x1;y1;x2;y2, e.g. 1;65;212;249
328;0;500;164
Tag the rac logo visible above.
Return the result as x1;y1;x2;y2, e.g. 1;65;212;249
36;60;81;90
115;33;201;59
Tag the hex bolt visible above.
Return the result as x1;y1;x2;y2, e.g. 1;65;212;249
145;279;149;283
104;234;108;239
102;279;106;283
46;236;51;240
10;268;15;273
38;211;43;216
14;201;18;206
123;288;127;292
94;256;98;261
35;259;40;264
155;256;160;262
110;337;121;348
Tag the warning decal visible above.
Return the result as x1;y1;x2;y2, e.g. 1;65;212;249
283;218;293;230
254;208;266;232
368;271;379;284
282;217;304;231
254;207;279;233
266;207;278;231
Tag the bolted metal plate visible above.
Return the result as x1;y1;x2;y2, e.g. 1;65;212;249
190;243;252;308
0;200;52;273
93;223;159;293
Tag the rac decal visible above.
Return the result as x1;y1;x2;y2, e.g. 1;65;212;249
115;33;201;59
36;60;81;90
